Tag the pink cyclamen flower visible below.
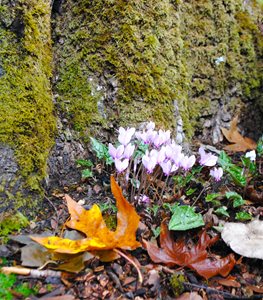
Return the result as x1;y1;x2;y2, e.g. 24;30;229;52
123;143;135;159
109;143;124;159
118;127;136;146
114;158;129;173
153;129;171;148
199;147;218;167
136;194;150;205
160;160;178;176
180;155;196;171
210;167;223;181
142;152;157;173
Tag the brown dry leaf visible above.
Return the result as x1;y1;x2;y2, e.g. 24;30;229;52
217;276;241;288
221;116;257;152
31;176;141;261
144;223;236;279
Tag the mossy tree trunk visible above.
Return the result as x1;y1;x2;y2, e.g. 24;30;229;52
0;0;262;220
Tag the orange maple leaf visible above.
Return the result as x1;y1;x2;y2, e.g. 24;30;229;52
144;223;236;279
31;176;141;259
221;116;256;152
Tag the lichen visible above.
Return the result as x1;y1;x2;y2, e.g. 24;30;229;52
0;0;56;209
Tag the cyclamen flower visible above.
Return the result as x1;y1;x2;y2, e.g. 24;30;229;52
210;167;223;181
109;143;124;159
142;151;157;173
180;155;196;171
135;129;157;144
135;194;150;205
118;127;135;146
199;147;218;167
153;129;171;148
123;143;135;159
160;160;178;176
114;158;129;173
166;143;183;165
245;150;256;161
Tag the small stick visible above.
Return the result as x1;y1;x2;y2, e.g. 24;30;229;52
113;249;143;284
1;266;61;278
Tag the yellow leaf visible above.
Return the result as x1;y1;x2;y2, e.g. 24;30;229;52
31;176;141;258
221;116;256;152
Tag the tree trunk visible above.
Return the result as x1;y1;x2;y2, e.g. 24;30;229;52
0;0;262;219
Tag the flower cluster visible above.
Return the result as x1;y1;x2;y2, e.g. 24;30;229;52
108;122;223;184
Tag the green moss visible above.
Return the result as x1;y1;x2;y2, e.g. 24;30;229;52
54;0;191;135
0;212;29;241
54;0;262;140
0;1;56;203
169;273;186;297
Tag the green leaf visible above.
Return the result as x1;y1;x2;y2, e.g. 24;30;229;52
134;141;148;159
241;157;256;174
218;151;232;169
235;212;252;221
214;206;230;217
227;165;247;187
205;193;222;202
218;151;246;187
81;169;93;178
186;188;196;196
90;137;113;165
168;205;204;231
225;191;245;208
152;226;161;238
76;159;93;167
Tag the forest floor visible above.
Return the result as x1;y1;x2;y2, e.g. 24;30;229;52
1;128;263;300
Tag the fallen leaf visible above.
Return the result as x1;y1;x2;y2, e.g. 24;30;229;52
31;176;141;260
221;116;257;152
217;276;241;288
144;223;236;279
221;219;263;259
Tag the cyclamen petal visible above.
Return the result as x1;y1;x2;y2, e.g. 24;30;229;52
118;127;135;145
123;143;135;159
142;154;157;173
109;143;124;159
180;155;196;171
160;160;172;176
199;147;218;167
114;158;129;173
210;167;223;181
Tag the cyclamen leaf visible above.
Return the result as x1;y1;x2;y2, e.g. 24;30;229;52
168;206;204;231
31;176;141;258
144;223;236;279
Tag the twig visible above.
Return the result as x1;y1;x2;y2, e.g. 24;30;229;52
113;249;143;284
183;282;263;299
1;266;61;278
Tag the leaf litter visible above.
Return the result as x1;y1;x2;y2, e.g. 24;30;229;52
1;128;263;299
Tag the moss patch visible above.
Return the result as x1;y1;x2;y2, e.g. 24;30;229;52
53;0;262;139
0;0;56;208
0;212;28;242
53;0;191;135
